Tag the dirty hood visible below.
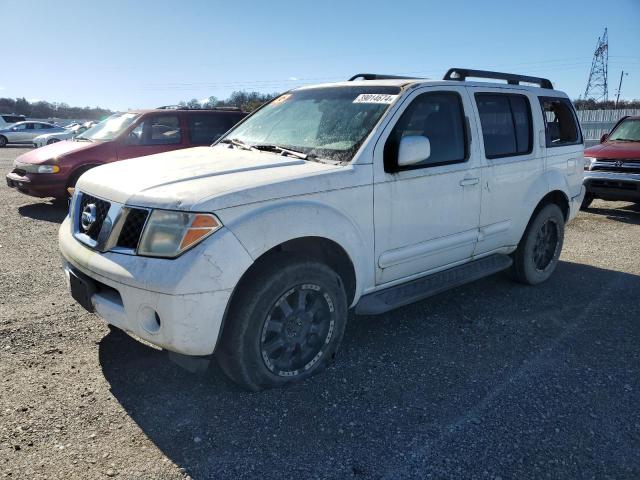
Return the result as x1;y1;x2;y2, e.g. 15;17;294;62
584;140;640;160
76;145;357;211
14;140;96;165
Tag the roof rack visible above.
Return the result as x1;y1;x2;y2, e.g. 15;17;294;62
348;73;424;81
155;105;242;111
443;68;553;89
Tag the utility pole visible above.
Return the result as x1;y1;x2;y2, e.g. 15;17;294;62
584;28;609;101
615;70;628;109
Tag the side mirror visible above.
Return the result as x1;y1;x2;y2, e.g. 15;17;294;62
398;135;431;167
600;133;608;143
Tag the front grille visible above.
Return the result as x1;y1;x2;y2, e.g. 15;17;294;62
592;159;640;174
116;208;149;249
78;193;110;240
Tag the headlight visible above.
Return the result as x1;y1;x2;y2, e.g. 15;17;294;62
137;210;222;258
584;157;596;170
37;165;60;174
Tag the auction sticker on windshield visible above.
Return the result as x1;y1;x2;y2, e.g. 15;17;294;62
353;94;398;104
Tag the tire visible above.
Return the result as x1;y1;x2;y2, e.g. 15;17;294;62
510;203;565;285
65;166;95;199
580;192;594;210
47;138;60;145
216;254;348;391
0;136;7;148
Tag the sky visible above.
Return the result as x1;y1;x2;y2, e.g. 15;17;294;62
1;0;639;111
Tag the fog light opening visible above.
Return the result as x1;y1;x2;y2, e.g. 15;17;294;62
139;306;162;334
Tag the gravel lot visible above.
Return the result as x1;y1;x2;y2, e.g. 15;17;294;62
1;146;639;480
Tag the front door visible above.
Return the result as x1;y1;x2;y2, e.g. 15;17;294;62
373;86;482;285
116;113;186;160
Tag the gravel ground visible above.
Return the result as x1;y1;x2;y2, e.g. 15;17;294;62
1;146;639;480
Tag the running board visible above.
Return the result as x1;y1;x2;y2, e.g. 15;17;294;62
355;254;513;315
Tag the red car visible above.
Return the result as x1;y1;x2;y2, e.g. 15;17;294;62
582;115;640;209
6;107;247;199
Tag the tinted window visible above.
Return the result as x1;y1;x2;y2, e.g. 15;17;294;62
475;93;532;158
128;115;181;145
539;97;581;147
384;91;467;170
2;115;24;123
187;113;239;144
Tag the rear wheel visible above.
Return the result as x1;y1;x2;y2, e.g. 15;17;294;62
0;136;7;148
511;203;565;285
216;254;348;391
580;192;594;210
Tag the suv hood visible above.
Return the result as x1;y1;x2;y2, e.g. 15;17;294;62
585;140;640;159
14;140;97;165
77;146;359;211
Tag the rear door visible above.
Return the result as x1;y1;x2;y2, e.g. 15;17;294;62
373;86;482;284
116;113;186;160
467;88;543;254
538;97;584;199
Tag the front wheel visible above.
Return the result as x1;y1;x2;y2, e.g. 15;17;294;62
216;254;348;391
47;138;60;145
510;203;565;285
0;136;7;148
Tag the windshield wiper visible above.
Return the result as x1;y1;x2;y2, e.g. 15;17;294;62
219;138;255;151
75;137;93;142
612;138;638;142
253;144;308;160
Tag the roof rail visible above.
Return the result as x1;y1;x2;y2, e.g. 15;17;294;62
348;73;424;81
155;105;242;111
443;68;553;89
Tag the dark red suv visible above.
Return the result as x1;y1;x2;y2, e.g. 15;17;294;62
6;107;247;199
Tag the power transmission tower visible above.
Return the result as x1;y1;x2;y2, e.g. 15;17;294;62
583;28;609;101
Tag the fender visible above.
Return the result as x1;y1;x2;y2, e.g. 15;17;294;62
220;196;374;306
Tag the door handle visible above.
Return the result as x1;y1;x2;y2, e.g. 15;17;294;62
459;177;479;186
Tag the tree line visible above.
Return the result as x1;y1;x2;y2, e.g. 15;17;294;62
1;93;638;120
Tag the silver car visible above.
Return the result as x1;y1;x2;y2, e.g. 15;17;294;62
0;121;67;147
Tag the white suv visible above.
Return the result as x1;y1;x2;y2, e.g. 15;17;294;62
59;68;585;390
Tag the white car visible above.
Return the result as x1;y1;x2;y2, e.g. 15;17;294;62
59;68;585;390
33;123;89;147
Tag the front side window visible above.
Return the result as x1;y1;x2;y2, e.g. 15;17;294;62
78;113;139;141
127;115;182;146
539;97;581;147
226;86;401;162
384;91;467;170
12;123;27;131
475;93;532;159
608;118;640;142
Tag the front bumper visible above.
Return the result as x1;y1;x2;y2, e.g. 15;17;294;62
6;171;67;198
584;171;640;202
59;215;253;356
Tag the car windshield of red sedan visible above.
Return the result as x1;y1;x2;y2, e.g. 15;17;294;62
609;119;640;142
76;113;139;141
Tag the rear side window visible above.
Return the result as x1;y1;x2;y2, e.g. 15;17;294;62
187;113;239;144
539;97;581;147
475;93;532;159
384;91;467;170
2;115;24;123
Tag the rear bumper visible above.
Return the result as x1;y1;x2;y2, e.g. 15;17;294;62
584;171;640;202
568;185;586;221
6;171;67;198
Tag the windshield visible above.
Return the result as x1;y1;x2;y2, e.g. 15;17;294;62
224;86;402;162
77;113;139;141
609;118;640;142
